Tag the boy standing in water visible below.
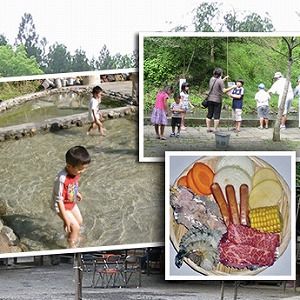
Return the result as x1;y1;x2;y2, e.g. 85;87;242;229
88;85;106;136
52;146;91;248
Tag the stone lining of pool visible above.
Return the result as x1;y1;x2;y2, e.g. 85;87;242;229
0;85;134;113
0;85;137;142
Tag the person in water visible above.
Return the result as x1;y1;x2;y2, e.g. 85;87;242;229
52;146;91;248
87;85;106;136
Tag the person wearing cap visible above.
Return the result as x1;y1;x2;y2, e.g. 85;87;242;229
268;71;294;130
293;76;300;128
255;83;270;129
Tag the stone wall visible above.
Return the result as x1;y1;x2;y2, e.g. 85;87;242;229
0;106;138;142
0;85;134;114
0;219;22;254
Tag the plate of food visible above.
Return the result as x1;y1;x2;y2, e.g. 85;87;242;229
169;154;292;276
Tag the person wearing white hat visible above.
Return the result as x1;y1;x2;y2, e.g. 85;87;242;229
255;83;270;129
268;71;294;130
293;76;300;128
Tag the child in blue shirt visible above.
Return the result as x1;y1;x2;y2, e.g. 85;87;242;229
228;79;244;132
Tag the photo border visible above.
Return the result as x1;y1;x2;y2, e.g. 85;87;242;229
165;150;296;280
139;31;300;162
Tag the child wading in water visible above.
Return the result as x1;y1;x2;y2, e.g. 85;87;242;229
170;93;185;138
180;82;194;130
52;146;91;248
87;86;106;136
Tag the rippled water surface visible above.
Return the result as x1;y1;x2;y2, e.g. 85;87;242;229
0;93;124;127
0;117;164;252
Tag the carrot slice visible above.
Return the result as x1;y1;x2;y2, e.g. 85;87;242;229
191;162;215;195
177;175;187;187
186;168;202;195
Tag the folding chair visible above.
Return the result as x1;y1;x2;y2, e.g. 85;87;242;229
81;253;94;272
93;255;124;288
123;255;141;288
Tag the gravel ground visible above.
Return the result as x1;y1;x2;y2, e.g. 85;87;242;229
0;262;299;300
143;125;300;159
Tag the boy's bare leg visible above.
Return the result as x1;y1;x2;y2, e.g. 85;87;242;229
58;211;81;248
97;122;106;136
88;122;96;133
265;118;269;128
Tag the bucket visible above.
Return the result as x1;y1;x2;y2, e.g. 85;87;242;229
61;79;67;87
55;78;62;88
215;132;230;149
67;78;74;86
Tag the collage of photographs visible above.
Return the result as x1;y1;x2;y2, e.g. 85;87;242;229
1;1;300;299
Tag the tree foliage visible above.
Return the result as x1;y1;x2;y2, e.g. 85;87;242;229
193;2;274;32
0;45;43;77
43;43;72;74
0;13;136;77
143;36;300;113
15;13;45;65
0;34;8;46
94;45;134;70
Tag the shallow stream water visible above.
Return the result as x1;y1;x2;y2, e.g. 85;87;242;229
0;92;124;127
0;117;164;252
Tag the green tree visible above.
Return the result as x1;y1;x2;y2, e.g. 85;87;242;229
237;13;274;32
71;48;93;72
96;45;114;69
14;13;44;64
0;34;8;46
252;37;300;141
44;43;72;73
0;45;43;77
193;2;274;32
193;2;219;32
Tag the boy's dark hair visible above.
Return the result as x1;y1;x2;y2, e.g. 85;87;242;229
66;146;91;167
174;92;180;100
92;86;103;95
236;78;244;85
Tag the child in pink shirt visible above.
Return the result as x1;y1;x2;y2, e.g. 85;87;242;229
150;85;174;140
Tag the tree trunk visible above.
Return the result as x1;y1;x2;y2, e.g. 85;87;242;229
272;59;292;141
210;38;215;62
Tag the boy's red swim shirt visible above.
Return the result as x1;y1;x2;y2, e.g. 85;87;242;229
52;168;80;210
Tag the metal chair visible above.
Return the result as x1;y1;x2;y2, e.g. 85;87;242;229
92;255;124;288
123;255;141;288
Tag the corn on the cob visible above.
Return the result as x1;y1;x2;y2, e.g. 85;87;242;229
249;205;282;233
